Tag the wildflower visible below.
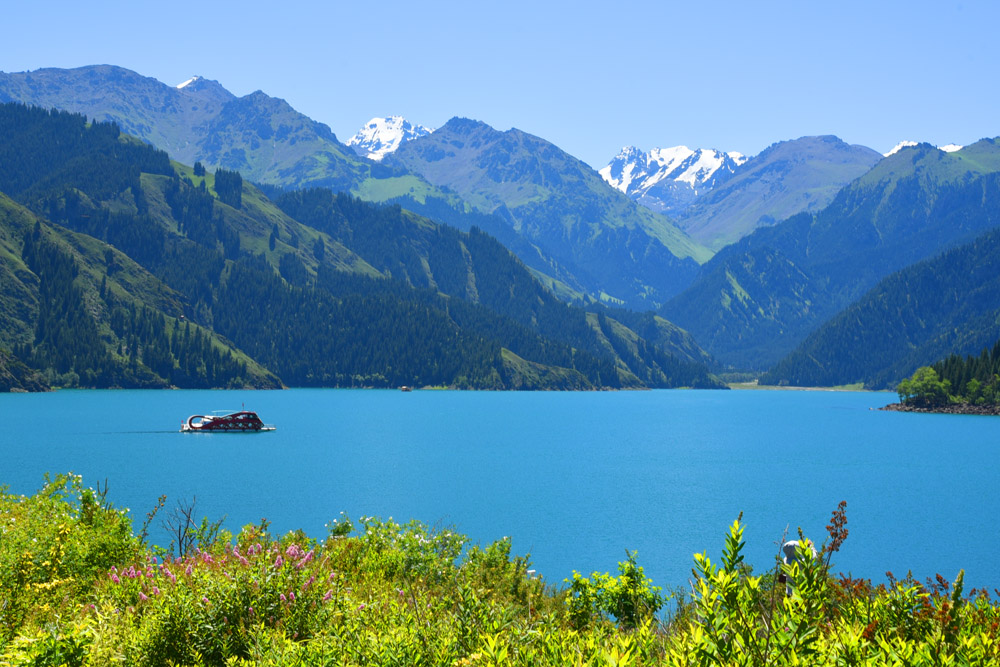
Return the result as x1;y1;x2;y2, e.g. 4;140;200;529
152;586;160;596
303;576;315;590
202;597;209;605
248;606;254;615
280;594;287;602
185;564;193;576
358;603;366;611
110;573;120;584
275;555;284;568
322;590;332;602
139;592;148;602
289;591;296;601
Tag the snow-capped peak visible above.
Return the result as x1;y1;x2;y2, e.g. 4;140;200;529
176;76;201;89
347;116;434;161
885;140;964;157
884;140;918;157
600;144;745;214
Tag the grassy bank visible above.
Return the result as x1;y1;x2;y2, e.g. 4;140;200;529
2;475;998;665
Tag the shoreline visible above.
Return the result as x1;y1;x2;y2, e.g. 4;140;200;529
728;381;876;392
880;402;1000;416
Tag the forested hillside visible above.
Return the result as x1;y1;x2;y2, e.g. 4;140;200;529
0;66;711;310
761;219;1000;388
386;117;710;309
0;103;722;390
664;140;1000;370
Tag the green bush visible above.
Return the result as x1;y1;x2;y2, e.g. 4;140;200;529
3;477;1000;665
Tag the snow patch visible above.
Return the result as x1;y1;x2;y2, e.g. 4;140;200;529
347;115;434;160
176;76;201;89
601;144;741;197
884;140;918;157
885;140;964;156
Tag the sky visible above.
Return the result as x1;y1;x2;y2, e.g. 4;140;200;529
4;0;998;168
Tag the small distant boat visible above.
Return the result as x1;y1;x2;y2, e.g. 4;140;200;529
400;386;413;392
181;410;275;433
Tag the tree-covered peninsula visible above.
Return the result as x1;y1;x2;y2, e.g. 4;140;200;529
885;340;1000;414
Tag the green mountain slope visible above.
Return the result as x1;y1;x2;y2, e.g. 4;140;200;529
0;103;721;390
761;216;1000;388
387;118;711;308
0;65;696;309
0;65;371;193
674;136;882;251
272;188;716;378
663;140;1000;370
0;191;280;389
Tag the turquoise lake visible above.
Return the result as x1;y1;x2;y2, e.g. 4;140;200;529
2;388;998;591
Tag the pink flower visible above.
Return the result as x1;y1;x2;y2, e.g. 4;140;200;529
139;592;148;601
274;555;284;568
110;573;120;584
303;576;314;590
202;597;209;605
358;603;366;611
185;565;193;576
248;606;254;615
280;593;287;602
152;586;160;596
322;590;332;602
288;591;296;602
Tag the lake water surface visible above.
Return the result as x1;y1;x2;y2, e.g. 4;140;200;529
2;388;998;591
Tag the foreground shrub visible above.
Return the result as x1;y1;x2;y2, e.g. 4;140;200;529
3;478;1000;665
0;473;138;648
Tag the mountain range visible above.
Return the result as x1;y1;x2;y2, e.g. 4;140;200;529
762;213;1000;389
3;64;1000;392
665;136;883;250
664;139;1000;371
384;117;711;308
0;66;711;309
599;145;745;217
0;102;722;391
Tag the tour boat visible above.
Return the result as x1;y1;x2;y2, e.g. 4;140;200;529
181;410;275;433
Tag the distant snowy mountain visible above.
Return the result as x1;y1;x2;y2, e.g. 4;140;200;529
599;145;746;215
884;140;963;157
347;116;434;161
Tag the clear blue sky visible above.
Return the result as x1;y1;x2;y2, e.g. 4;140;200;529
5;0;997;167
